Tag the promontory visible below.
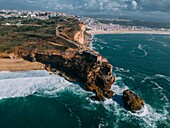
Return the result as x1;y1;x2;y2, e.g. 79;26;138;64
0;13;144;111
0;14;115;101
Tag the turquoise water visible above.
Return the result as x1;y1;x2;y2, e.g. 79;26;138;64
0;34;170;128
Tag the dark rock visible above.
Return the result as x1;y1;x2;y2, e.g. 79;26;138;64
4;16;115;101
104;90;114;99
17;49;115;101
50;68;56;72
122;89;144;112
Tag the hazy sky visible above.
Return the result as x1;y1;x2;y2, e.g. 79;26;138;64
0;0;170;21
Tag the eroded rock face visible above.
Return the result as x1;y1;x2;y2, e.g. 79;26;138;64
8;16;114;101
85;62;115;101
122;89;144;112
16;48;115;101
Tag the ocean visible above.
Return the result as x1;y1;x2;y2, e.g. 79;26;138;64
0;34;169;128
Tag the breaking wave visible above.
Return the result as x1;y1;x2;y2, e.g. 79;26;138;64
89;34;170;127
137;44;148;57
142;73;170;83
0;70;76;100
114;66;130;73
86;75;169;128
130;44;148;57
0;70;169;127
100;40;108;45
90;38;96;50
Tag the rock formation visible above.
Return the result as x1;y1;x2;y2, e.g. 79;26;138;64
122;89;144;112
0;14;146;109
0;14;146;111
16;47;115;101
13;17;115;101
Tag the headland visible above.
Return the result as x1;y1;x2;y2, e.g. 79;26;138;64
0;10;147;111
0;10;115;101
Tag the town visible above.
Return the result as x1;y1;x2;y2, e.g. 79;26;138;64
0;9;170;33
79;17;170;32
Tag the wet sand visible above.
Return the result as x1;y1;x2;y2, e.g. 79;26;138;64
87;30;170;35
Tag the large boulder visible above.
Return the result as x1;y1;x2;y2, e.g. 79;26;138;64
122;89;144;112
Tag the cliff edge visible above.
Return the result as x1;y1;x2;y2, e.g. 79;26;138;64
6;16;115;101
0;15;144;110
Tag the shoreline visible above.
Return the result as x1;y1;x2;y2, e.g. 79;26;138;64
2;29;169;72
0;58;45;71
87;30;170;35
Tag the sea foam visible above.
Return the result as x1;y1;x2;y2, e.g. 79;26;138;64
0;70;73;100
88;74;169;128
137;44;148;57
0;70;169;128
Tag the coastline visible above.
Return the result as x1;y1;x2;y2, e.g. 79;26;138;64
0;58;45;71
87;30;170;35
1;28;170;72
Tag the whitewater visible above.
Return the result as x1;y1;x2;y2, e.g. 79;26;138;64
0;34;169;128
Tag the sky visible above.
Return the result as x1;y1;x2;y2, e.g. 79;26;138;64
0;0;170;22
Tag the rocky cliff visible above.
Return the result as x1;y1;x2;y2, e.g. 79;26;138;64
0;16;144;109
74;23;92;47
16;45;115;101
14;16;115;100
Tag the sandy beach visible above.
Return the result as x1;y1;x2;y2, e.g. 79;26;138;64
0;58;45;71
87;30;170;35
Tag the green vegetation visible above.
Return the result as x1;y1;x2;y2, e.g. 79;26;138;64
57;16;81;39
0;16;80;54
